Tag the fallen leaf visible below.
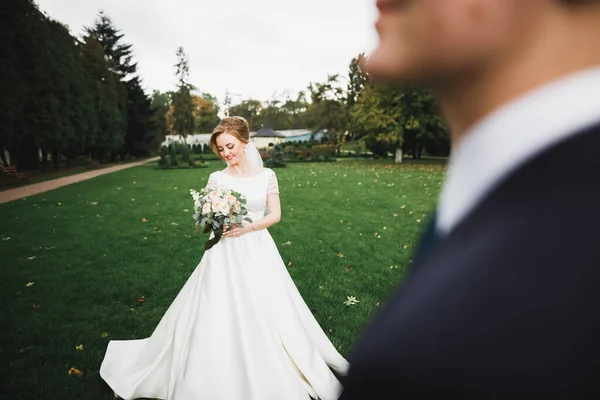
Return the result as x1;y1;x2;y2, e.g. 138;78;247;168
75;344;83;351
33;303;40;309
345;266;351;272
142;218;148;223
68;367;83;377
344;296;359;306
25;282;34;287
287;261;292;267
170;222;178;226
136;295;145;303
416;219;421;223
338;253;344;258
57;202;62;206
101;332;109;338
403;245;409;249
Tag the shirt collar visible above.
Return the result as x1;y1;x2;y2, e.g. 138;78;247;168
437;65;600;235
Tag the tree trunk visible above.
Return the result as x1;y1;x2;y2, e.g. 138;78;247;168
0;146;9;166
417;141;423;160
41;147;49;171
395;147;403;164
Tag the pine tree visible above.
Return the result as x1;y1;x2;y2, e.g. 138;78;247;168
86;12;156;157
171;47;195;138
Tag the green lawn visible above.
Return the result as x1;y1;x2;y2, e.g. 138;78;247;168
0;159;446;399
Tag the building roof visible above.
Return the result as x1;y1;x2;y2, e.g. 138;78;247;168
251;126;286;138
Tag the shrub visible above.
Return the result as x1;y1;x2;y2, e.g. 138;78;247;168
264;144;286;168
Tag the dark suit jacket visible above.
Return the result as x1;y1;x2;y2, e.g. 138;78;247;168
339;125;600;399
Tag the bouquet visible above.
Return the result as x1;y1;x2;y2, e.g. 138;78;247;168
190;185;252;250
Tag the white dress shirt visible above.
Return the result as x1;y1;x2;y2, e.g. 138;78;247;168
437;66;600;235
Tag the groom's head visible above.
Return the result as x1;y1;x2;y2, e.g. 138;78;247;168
368;0;600;87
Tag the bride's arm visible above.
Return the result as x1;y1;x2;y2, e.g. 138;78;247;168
222;194;280;237
251;170;281;231
223;170;281;237
252;194;281;231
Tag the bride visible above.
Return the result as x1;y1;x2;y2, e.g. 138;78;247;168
100;116;349;400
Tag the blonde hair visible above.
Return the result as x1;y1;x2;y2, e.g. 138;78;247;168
209;116;251;156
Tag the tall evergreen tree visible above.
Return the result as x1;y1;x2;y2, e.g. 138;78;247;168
86;12;156;157
80;35;126;161
171;47;195;138
150;90;171;147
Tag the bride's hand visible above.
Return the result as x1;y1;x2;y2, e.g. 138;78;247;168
222;222;251;238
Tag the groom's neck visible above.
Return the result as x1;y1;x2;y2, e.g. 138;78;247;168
435;3;600;146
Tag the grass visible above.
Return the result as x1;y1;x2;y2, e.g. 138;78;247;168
0;159;446;399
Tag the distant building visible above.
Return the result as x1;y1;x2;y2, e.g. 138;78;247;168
250;126;286;149
161;134;211;148
277;129;326;143
162;128;327;150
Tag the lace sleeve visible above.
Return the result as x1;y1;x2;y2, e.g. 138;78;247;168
267;169;279;195
207;173;218;189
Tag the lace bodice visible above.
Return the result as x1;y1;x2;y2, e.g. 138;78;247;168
207;168;279;222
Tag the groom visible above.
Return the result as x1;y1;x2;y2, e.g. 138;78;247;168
340;0;600;398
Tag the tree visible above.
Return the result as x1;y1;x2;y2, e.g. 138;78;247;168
192;95;220;133
0;0;39;167
171;46;195;138
350;82;448;161
150;90;171;148
80;35;126;161
347;54;368;109
223;89;232;117
281;92;309;129
86;12;155;157
85;11;136;79
306;74;348;150
229;99;263;129
347;54;449;162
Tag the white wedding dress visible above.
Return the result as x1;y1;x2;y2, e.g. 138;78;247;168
100;168;349;400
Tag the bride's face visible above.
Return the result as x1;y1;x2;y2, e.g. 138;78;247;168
215;132;246;165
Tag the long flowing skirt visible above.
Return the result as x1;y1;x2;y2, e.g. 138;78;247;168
100;230;349;399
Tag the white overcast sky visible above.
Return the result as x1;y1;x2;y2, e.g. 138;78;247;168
36;0;380;105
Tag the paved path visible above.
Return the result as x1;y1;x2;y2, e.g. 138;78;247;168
0;157;159;204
